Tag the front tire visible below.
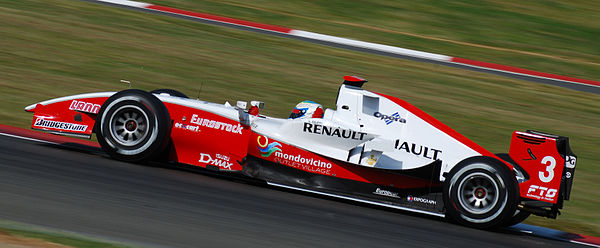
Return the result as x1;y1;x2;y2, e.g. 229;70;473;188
96;89;171;162
443;156;519;229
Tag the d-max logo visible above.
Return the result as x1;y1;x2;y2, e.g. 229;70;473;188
199;153;233;170
257;136;282;157
374;112;406;125
303;123;367;140
394;140;442;161
69;100;100;114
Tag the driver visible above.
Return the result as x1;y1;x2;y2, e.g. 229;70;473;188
289;100;324;119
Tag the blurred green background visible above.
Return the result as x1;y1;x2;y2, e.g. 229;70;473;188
0;0;598;236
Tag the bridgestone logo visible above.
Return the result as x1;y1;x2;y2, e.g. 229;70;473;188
34;118;87;132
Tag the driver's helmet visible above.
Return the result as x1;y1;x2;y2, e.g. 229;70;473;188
289;100;324;119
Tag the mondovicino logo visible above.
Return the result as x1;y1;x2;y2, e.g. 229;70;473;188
257;135;282;157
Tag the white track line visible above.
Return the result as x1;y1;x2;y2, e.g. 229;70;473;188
97;0;150;8
91;0;600;91
289;30;451;62
0;132;57;144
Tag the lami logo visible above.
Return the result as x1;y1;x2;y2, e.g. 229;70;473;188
257;135;282;157
69;100;100;114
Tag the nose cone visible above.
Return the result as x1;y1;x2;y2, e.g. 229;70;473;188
25;103;42;112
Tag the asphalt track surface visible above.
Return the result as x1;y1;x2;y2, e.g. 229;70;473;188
0;134;591;248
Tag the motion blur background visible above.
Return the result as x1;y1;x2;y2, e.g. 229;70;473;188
0;0;598;237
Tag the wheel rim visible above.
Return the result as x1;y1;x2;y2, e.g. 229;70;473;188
457;172;500;215
109;105;150;147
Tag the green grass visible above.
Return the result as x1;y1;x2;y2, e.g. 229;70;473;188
0;0;598;237
149;0;600;81
1;229;130;248
0;220;135;248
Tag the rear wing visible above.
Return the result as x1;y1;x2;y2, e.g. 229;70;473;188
509;130;577;205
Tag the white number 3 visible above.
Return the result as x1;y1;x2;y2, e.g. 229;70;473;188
539;156;556;183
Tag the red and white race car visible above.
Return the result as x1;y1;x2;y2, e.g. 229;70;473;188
25;76;577;229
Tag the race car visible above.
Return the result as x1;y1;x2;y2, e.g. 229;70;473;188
25;76;577;229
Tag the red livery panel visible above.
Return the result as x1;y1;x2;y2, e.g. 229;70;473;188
509;131;566;204
166;103;250;171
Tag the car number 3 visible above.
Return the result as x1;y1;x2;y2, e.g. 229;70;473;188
539;156;556;183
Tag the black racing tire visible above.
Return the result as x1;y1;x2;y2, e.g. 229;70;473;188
150;89;189;98
96;89;171;162
443;156;519;229
504;209;531;227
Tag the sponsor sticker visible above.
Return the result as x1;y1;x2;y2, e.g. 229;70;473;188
406;195;437;205
366;154;377;166
174;122;200;132
374;112;406;125
526;185;558;202
190;114;243;134
395;140;442;161
69;100;101;114
257;135;282;157
199;153;233;170
565;155;577;168
34;118;87;132
273;151;332;169
303;123;366;140
257;135;333;175
373;188;400;198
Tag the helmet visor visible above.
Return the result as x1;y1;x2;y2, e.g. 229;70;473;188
288;107;307;119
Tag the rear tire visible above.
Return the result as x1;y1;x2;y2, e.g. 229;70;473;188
505;210;531;227
443;156;519;229
96;89;171;162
